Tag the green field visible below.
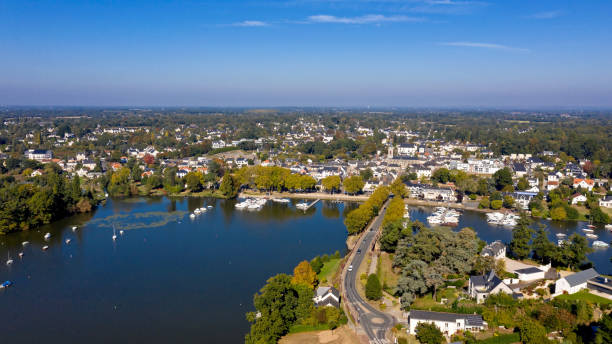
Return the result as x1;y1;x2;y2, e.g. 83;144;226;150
555;290;612;306
318;258;341;282
477;333;520;344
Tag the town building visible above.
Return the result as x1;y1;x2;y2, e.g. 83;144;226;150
313;287;340;308
408;310;485;336
25;149;53;161
480;241;506;260
468;271;513;303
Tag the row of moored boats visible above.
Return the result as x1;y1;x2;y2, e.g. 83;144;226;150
486;212;519;227
427;207;461;226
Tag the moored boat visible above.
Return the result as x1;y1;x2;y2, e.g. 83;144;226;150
586;233;598;239
592;240;609;248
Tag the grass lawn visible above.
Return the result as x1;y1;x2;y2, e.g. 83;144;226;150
476;333;520;344
555;290;612;306
318;258;341;283
288;323;332;334
377;252;399;290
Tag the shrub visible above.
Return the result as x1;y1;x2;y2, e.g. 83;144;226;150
365;274;382;300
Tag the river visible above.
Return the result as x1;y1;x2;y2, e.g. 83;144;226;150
0;197;356;343
1;198;610;343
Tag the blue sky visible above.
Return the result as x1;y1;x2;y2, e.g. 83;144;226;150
1;0;611;107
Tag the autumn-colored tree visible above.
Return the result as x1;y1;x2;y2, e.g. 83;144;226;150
143;154;155;165
321;175;341;193
291;260;318;289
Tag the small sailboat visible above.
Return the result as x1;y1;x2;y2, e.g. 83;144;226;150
42;245;49;250
72;226;78;231
582;228;594;233
189;213;196;219
586;233;598;239
22;241;30;246
0;280;13;289
112;225;117;241
65;239;71;244
605;224;612;231
207;205;213;209
119;230;124;235
44;232;51;239
18;252;24;258
6;252;13;265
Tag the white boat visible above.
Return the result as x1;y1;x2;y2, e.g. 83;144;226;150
194;209;201;215
72;226;78;231
295;202;309;210
199;207;207;212
22;241;30;246
65;239;71;244
583;228;594;233
235;202;248;209
44;232;51;239
557;239;566;246
189;213;196;219
593;240;609;248
18;252;23;258
556;233;567;238
272;198;290;203
6;252;13;265
112;226;117;241
605;224;612;230
207;205;213;208
586;233;598;239
119;230;124;235
42;245;49;250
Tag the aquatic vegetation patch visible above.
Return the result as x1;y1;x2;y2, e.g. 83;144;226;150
89;211;187;230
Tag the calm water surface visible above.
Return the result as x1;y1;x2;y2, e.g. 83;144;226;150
0;197;356;343
1;199;610;343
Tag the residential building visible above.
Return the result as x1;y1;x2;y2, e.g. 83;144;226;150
555;268;600;295
408;310;485;336
599;196;612;208
573;178;594;191
515;264;551;281
469;271;513;303
571;193;587;205
313;286;340;308
25;149;53;161
480;241;506;260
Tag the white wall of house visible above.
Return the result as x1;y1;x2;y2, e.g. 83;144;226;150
409;318;464;336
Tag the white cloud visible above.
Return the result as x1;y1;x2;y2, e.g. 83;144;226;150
526;10;564;19
307;14;423;24
232;20;269;27
439;41;530;52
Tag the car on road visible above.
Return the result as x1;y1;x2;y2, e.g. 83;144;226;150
357;248;361;254
348;265;353;272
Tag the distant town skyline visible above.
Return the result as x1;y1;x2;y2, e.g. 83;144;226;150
2;0;612;107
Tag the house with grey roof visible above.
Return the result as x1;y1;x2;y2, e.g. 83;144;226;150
480;241;506;260
555;268;600;295
313;286;340;308
408;310;485;336
469;271;513;303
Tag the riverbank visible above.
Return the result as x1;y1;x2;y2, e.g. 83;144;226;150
239;191;370;202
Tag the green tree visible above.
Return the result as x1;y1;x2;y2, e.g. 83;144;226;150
532;226;558;263
595;313;612;344
220;174;239;198
502;195;515;209
360;168;373;181
493;167;513;190
185;171;203;191
563;233;593;270
415;322;444;344
518;318;550;344
490;199;503;210
510;214;534;259
321;175;341;193
365;274;382;300
517;177;529;191
343;175;365;195
478;197;490;209
590;207;611;224
431;168;451;184
550;206;567;221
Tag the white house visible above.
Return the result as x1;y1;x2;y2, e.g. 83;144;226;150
25;149;53;161
313;286;340;308
408;310;485;336
599;196;612;208
555;268;600;295
573;178;594;191
515;263;551;281
469;271;513;304
481;241;506;260
571;194;588;205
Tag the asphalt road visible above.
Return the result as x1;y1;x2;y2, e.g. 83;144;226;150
343;200;396;344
